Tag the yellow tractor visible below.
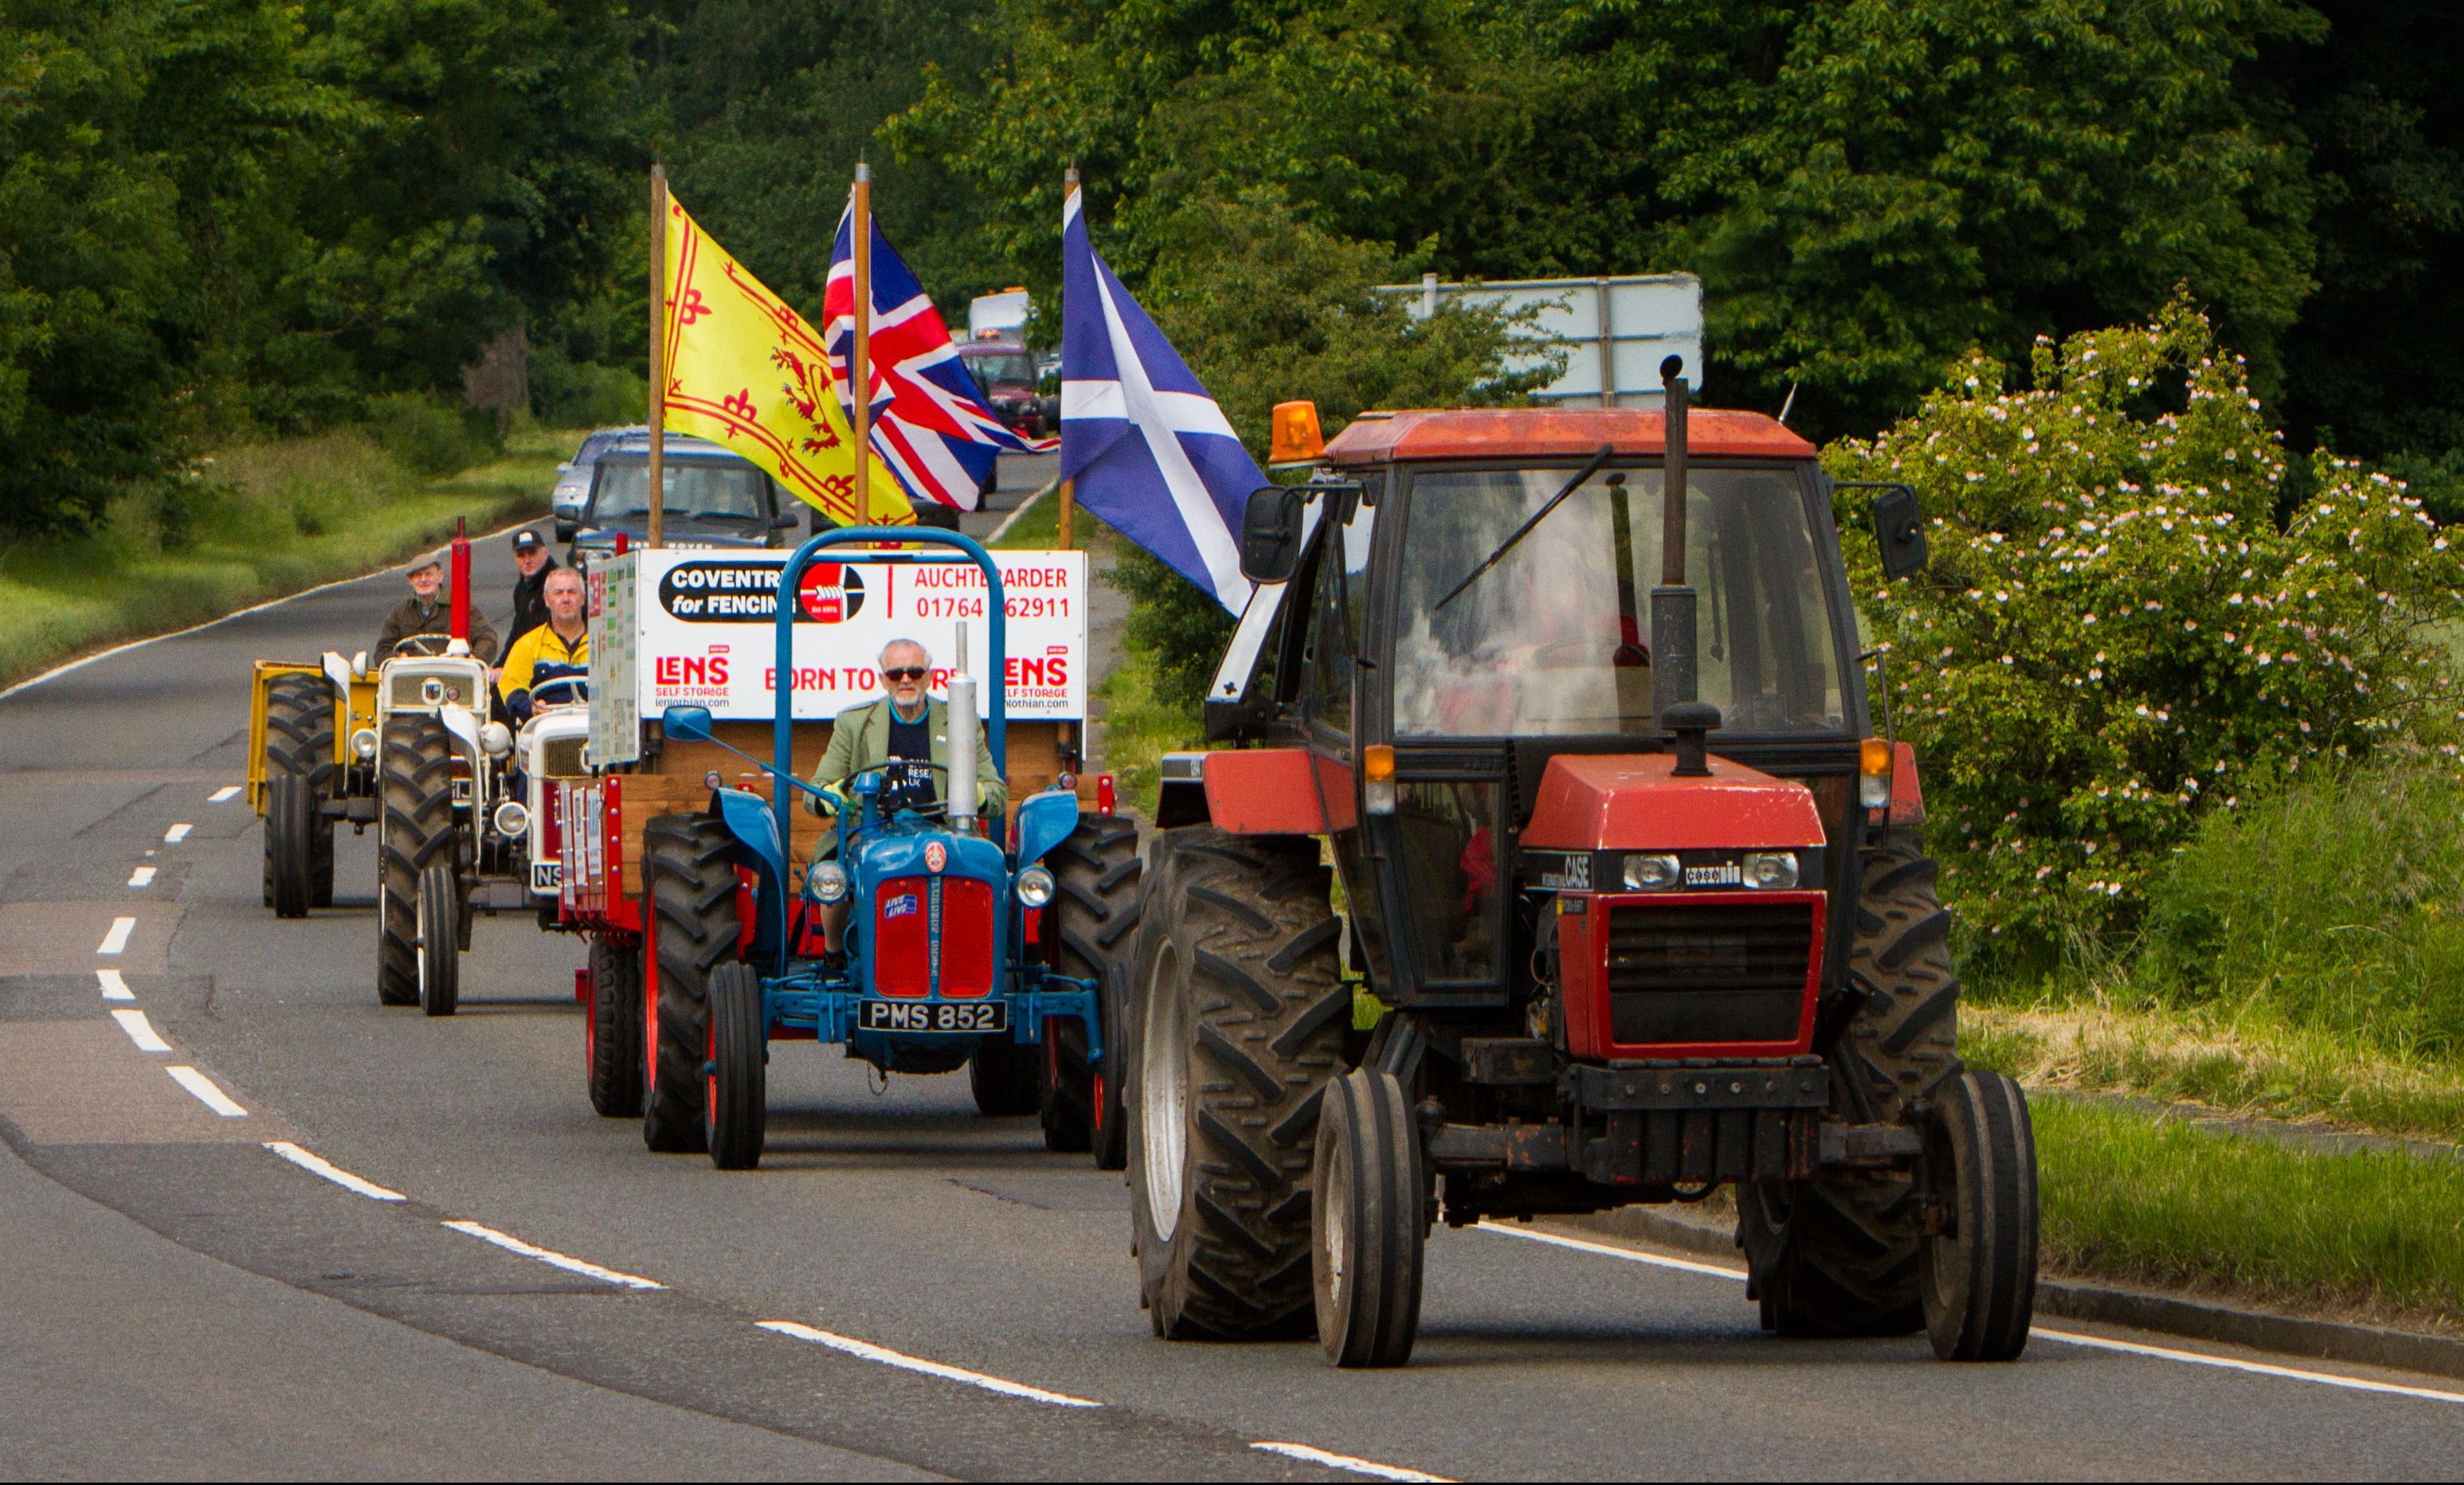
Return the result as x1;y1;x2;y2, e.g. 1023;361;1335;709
248;650;380;918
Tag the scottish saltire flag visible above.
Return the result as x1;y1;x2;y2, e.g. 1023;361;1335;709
1061;190;1259;613
825;207;1048;513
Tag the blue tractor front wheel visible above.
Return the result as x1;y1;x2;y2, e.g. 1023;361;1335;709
707;962;766;1170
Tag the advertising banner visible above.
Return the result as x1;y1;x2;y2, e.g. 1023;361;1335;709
621;549;1087;725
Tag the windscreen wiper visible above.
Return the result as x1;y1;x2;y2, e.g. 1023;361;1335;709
1435;445;1616;613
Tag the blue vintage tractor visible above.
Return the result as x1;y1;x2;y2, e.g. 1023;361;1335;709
645;527;1129;1170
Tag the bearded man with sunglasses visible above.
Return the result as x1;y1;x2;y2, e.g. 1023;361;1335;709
808;638;1008;830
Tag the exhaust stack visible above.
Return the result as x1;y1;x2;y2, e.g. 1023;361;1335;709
947;621;979;829
1650;358;1696;723
449;517;472;643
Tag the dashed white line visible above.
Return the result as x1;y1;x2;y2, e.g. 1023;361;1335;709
1484;1221;2464;1408
96;970;134;1001
757;1321;1100;1408
1251;1443;1454;1483
163;824;191;844
209;786;242;803
441;1221;664;1291
111;1009;171;1053
97;918;135;955
166;1066;246;1117
127;866;157;888
264;1142;405;1201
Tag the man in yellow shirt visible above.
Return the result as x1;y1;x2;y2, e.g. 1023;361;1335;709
499;567;590;721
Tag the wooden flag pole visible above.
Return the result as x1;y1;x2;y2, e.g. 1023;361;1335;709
647;165;668;551
852;162;873;528
1056;167;1079;551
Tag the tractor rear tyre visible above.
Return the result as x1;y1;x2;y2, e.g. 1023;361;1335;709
640;813;734;1154
416;861;461;1017
1312;1068;1426;1368
261;673;338;913
1128;828;1346;1342
970;1037;1040;1116
1040;814;1142;1158
706;962;767;1170
1921;1069;2038;1361
1738;826;1961;1337
266;773;317;919
377;714;457;1007
586;936;644;1117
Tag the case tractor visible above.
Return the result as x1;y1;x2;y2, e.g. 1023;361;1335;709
1124;366;2038;1367
554;531;1137;1166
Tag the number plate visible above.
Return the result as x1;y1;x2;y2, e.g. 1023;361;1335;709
857;999;1007;1034
531;860;562;893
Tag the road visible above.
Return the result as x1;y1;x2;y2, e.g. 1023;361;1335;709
4;473;2462;1479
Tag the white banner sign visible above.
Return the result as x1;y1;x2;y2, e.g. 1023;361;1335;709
610;549;1088;726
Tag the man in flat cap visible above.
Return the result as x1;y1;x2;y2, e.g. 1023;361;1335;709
375;549;497;662
500;527;559;661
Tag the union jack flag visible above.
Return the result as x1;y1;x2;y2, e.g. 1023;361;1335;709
824;208;1050;513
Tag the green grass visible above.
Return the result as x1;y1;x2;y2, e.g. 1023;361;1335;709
2032;1095;2464;1326
0;425;569;687
1095;640;1208;817
986;481;1067;550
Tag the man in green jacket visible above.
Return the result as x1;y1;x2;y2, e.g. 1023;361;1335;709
808;637;1007;839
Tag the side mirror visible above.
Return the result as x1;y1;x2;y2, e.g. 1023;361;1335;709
1239;486;1306;584
555;519;577;543
771;511;801;531
1869;485;1929;580
661;704;715;742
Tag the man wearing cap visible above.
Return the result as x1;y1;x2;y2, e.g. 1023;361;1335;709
500;528;559;660
375;550;497;662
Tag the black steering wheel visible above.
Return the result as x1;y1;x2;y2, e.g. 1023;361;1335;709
840;758;950;819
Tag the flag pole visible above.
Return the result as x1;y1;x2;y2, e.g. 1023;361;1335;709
1056;166;1079;551
852;161;873;528
647;164;668;551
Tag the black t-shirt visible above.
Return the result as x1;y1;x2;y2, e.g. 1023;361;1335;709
884;708;938;809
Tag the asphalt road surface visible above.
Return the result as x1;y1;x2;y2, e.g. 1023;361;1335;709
4;507;2462;1480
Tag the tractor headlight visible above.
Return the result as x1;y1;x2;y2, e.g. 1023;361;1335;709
351;727;378;760
480;722;514;758
1015;866;1056;908
1743;851;1801;890
811;862;849;904
1623;853;1682;891
492;800;531;839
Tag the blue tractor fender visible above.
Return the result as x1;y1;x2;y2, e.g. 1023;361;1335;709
711;786;791;971
1013;787;1082;871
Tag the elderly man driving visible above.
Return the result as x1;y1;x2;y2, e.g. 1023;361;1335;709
807;637;1007;827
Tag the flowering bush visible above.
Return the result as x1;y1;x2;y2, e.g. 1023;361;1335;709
1828;300;2464;952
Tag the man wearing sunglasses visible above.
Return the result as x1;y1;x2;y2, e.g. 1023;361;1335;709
809;637;1008;829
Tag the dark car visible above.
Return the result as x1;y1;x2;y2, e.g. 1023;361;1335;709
959;340;1056;439
567;434;810;565
552;425;640;537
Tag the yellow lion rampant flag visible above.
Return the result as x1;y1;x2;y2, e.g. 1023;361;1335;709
661;193;907;525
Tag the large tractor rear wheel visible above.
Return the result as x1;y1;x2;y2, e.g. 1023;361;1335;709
586;936;644;1117
1129;828;1346;1342
1040;814;1142;1160
1739;826;1961;1336
262;673;337;915
376;715;457;1007
640;813;734;1154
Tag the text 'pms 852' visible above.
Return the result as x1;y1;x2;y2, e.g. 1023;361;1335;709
648;527;1112;1171
1128;366;2036;1367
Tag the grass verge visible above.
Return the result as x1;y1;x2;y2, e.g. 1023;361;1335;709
0;427;566;688
2029;1095;2464;1329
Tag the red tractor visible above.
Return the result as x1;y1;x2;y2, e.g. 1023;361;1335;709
1125;366;2036;1367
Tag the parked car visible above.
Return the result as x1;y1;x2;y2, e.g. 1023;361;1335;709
552;426;640;537
566;433;809;565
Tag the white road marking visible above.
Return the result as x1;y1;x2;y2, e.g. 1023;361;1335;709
1477;1221;1747;1281
127;866;157;888
209;786;241;803
441;1221;664;1291
2035;1329;2464;1407
1251;1443;1453;1482
163;823;190;844
96;970;133;1001
264;1142;405;1201
166;1066;246;1117
1485;1222;2464;1408
757;1320;1100;1408
96;918;135;956
111;1009;171;1053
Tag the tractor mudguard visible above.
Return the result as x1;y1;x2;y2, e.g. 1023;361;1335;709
1014;787;1082;868
1158;748;1353;835
711;786;790;969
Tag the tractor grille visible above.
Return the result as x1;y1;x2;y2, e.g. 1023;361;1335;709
1605;901;1816;1047
539;737;589;778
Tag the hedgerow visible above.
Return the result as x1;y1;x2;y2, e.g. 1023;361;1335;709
1829;299;2464;954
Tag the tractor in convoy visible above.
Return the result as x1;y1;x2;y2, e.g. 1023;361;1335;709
1124;366;2038;1367
553;529;1137;1166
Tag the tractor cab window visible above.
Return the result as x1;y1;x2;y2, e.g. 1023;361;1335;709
1306;497;1377;733
1389;465;1846;739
